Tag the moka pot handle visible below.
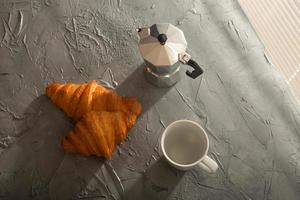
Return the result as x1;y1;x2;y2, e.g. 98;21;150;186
179;53;203;79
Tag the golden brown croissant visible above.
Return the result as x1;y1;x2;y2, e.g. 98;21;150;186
46;80;142;121
62;111;137;159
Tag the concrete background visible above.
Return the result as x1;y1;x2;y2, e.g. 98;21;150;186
0;0;300;199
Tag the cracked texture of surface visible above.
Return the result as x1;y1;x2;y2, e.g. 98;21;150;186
0;0;300;199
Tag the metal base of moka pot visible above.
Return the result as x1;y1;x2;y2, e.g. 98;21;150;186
144;66;181;87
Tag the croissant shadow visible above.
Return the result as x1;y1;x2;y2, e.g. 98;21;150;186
116;64;172;115
0;95;76;199
0;95;113;199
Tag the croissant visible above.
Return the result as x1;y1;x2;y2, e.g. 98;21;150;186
62;111;136;159
46;80;141;121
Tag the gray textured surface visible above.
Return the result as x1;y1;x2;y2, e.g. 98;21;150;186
0;0;300;199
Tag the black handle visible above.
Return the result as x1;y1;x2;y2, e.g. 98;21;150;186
185;59;203;79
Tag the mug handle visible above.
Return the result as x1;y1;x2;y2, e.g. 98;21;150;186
197;155;218;173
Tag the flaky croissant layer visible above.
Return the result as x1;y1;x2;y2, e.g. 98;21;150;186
46;80;142;159
46;80;141;122
63;111;136;159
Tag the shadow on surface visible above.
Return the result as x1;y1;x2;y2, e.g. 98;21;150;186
0;95;73;199
116;64;172;115
124;158;185;200
0;64;174;199
0;95;110;199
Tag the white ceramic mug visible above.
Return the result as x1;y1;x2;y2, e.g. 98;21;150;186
160;120;218;173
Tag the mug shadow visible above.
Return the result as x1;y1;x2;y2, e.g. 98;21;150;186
116;64;172;114
124;158;185;200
